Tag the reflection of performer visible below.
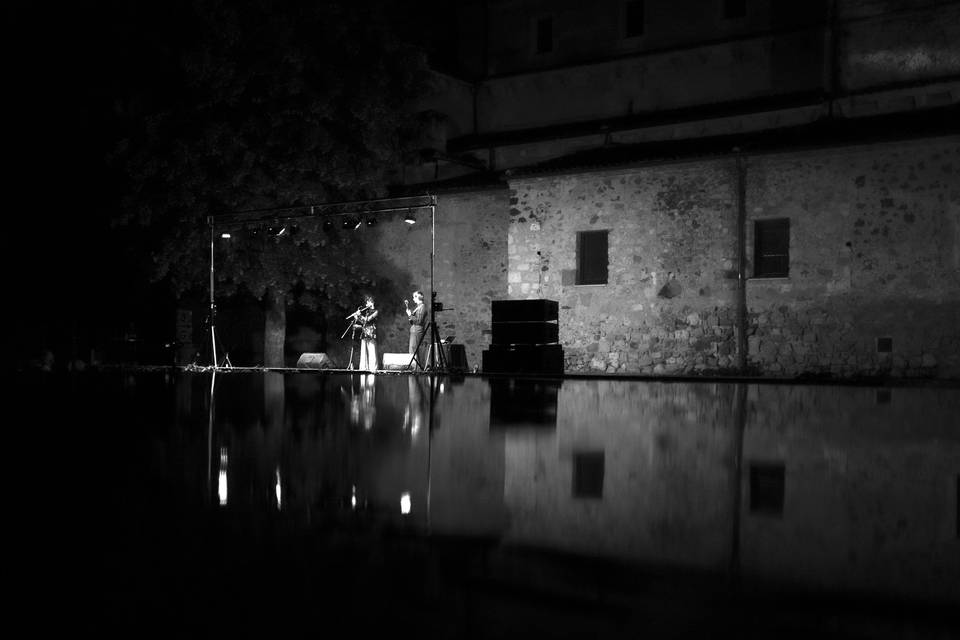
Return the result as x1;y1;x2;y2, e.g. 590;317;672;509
361;373;376;430
343;375;377;430
355;295;379;371
403;375;425;439
404;290;426;365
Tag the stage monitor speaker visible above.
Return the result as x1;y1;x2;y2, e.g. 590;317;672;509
296;352;335;369
381;353;413;370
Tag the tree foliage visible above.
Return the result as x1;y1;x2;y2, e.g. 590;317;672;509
113;0;430;311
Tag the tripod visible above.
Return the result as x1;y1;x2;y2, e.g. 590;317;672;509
409;321;447;372
193;308;233;369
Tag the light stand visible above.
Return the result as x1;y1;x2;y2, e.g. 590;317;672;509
205;217;232;370
407;197;446;372
429;198;436;369
209;220;217;368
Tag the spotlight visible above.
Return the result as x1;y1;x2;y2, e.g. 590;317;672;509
365;217;377;227
342;217;354;229
404;211;416;224
323;219;334;232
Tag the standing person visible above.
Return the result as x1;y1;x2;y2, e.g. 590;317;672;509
405;290;427;367
357;295;379;372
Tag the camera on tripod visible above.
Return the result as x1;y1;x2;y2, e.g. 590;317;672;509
431;291;448;313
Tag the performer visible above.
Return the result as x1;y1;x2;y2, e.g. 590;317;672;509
355;295;379;371
404;290;427;366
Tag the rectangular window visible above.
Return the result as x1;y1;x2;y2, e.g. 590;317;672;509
723;0;747;19
577;230;608;285
535;16;553;54
624;0;645;38
573;452;605;499
749;462;785;516
753;218;789;278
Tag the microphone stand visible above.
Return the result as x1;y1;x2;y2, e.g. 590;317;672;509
341;305;366;370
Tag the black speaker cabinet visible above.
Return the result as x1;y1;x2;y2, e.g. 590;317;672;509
482;344;564;375
491;321;559;346
491;299;558;323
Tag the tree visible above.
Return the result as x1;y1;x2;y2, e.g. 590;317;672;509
112;0;430;366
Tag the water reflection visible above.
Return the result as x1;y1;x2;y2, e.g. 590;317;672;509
163;373;960;605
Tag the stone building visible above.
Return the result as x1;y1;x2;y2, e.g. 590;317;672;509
396;0;960;379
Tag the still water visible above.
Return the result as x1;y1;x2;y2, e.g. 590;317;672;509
30;371;959;637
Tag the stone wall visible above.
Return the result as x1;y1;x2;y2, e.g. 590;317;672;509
477;29;824;134
839;1;960;91
504;136;960;378
507;160;741;375
745;138;960;378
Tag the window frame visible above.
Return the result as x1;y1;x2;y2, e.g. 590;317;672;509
623;0;645;39
576;229;610;286
722;0;747;20
534;15;555;55
753;218;790;279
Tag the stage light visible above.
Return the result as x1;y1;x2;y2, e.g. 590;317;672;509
342;217;354;229
323;219;334;231
365;217;377;227
404;211;416;224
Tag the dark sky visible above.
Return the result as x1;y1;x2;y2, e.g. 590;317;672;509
7;2;187;361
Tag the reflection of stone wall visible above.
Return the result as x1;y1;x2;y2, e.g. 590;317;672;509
502;381;738;569
742;384;960;603
431;379;509;535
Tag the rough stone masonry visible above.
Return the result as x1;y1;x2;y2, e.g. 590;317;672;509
505;137;960;379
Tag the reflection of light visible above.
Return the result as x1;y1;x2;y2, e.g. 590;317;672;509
275;467;282;510
218;446;228;506
351;485;357;509
400;492;411;515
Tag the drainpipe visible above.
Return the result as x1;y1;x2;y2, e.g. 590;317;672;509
735;150;748;373
728;382;748;587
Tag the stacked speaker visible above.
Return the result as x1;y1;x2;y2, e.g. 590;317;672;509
482;299;563;374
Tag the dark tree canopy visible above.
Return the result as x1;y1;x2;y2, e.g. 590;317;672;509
113;0;431;307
